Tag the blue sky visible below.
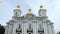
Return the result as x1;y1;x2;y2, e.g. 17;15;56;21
0;0;60;34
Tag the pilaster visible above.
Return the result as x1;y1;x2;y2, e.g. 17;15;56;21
47;23;52;34
50;23;55;34
5;22;9;34
43;22;48;34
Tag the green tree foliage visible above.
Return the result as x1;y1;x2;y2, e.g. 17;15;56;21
0;24;5;34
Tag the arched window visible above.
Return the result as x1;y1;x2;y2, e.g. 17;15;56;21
29;33;31;34
18;33;20;34
40;33;42;34
16;24;22;34
27;23;33;34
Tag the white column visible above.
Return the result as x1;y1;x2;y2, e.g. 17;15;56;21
22;22;26;34
8;24;13;34
10;24;14;34
12;23;18;34
6;24;11;34
43;22;48;34
24;23;26;34
5;25;9;34
36;23;38;34
20;22;23;34
5;22;10;34
33;23;35;34
25;23;28;34
47;24;50;34
48;23;52;34
7;24;10;34
52;26;55;34
34;23;36;34
51;24;55;34
34;23;37;34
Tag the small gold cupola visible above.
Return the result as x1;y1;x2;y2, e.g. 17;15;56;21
13;5;21;17
14;5;21;11
39;5;46;11
40;5;44;9
27;8;33;14
38;5;47;17
16;5;20;10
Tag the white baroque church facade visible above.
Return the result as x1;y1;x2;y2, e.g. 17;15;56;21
5;5;55;34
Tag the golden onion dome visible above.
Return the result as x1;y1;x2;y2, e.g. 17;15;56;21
40;5;46;11
14;5;20;10
27;8;33;14
40;5;44;9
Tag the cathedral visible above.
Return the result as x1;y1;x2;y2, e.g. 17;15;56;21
5;5;55;34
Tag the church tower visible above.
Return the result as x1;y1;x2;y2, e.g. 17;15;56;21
13;5;21;17
38;5;47;17
5;5;55;34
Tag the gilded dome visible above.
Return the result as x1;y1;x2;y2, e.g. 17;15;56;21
15;5;20;10
27;8;33;14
